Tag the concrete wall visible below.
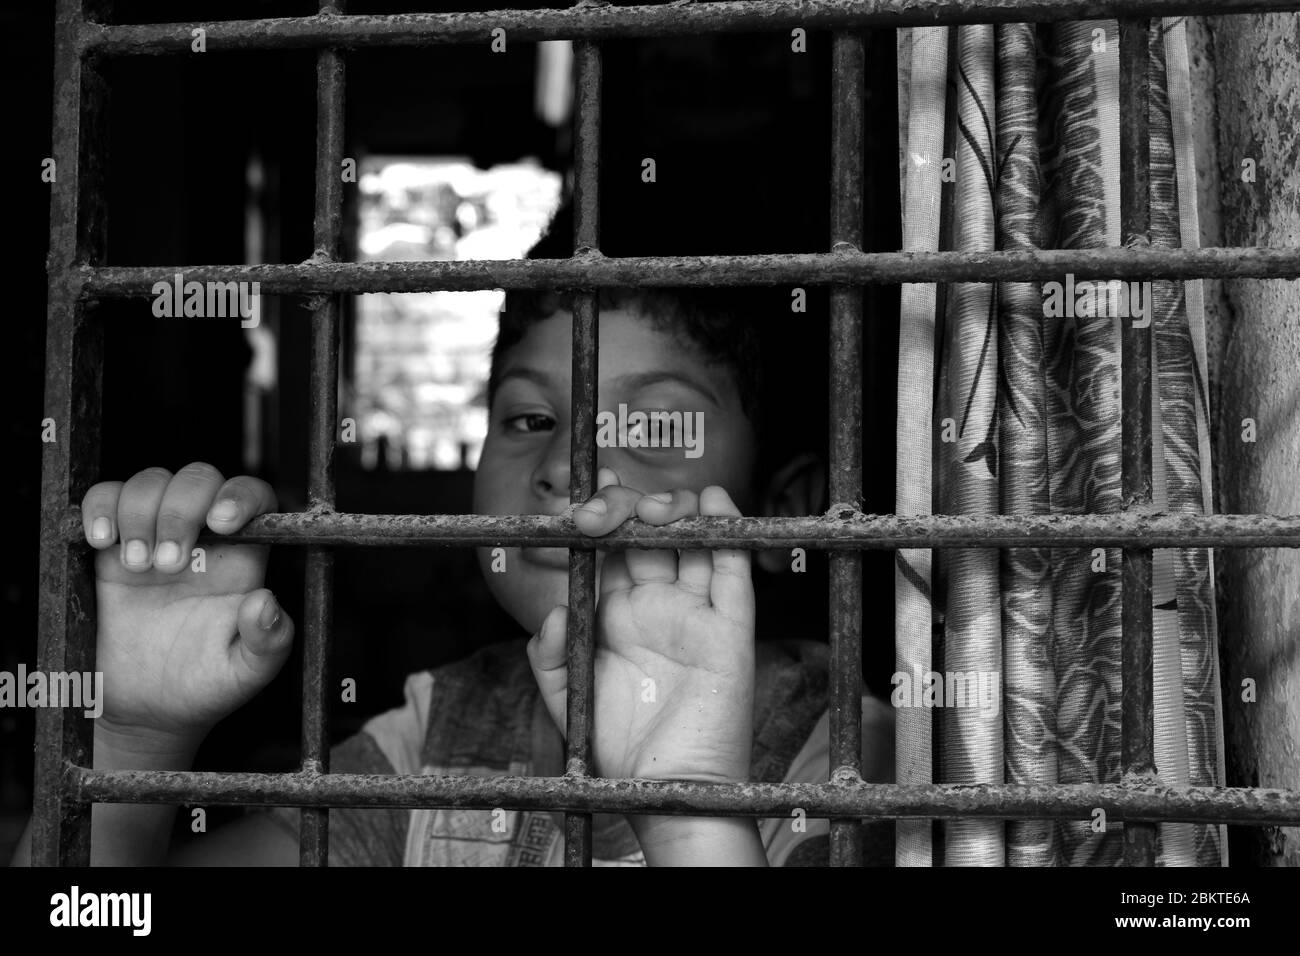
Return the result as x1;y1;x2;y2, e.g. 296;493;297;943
1191;13;1300;867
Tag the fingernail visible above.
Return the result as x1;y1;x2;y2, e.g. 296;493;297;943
123;540;150;567
259;596;281;630
579;499;607;516
155;541;180;567
90;517;111;541
645;493;672;504
210;499;239;521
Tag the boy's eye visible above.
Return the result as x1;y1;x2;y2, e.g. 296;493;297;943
627;416;678;446
657;417;680;445
503;412;556;434
623;410;685;453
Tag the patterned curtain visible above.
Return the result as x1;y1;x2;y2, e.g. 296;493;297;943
894;19;1225;866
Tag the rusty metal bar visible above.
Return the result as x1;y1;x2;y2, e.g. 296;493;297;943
563;32;601;868
70;768;1300;827
58;508;1300;550
1119;17;1157;868
82;246;1300;296
81;0;1300;55
34;0;111;867
298;0;347;868
828;29;865;867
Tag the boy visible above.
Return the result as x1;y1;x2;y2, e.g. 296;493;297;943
14;210;894;867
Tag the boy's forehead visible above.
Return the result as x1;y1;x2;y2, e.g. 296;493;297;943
500;308;725;397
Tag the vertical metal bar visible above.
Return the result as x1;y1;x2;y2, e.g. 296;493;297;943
300;0;347;867
34;0;110;867
829;30;866;867
1118;17;1157;868
563;33;601;868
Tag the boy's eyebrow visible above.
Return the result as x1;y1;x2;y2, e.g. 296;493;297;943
495;367;555;392
495;367;722;409
612;371;722;409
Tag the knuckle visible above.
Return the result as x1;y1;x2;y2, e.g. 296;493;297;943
115;509;156;530
176;461;224;485
134;466;174;485
155;509;193;528
82;481;119;507
223;475;265;501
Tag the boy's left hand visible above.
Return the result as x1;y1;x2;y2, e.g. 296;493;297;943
527;467;755;784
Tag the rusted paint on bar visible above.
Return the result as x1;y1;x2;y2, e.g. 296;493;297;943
70;767;1300;827
1119;18;1157;868
59;507;1300;549
82;246;1300;297
563;36;601;869
828;30;866;867
298;2;348;868
82;1;1300;55
34;0;112;867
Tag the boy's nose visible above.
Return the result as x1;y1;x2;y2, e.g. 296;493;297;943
530;428;572;503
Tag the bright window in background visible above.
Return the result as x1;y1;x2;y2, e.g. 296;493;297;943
352;157;563;470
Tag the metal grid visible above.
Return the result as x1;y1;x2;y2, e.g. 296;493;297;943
36;0;1300;868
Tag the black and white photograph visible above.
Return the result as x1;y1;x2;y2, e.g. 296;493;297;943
2;0;1298;934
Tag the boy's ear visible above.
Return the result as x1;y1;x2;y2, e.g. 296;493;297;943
756;452;827;574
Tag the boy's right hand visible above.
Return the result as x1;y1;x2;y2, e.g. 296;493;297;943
81;463;294;753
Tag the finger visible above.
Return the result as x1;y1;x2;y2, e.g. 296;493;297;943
636;489;710;594
598;550;634;597
625;542;678;586
573;483;644;537
81;481;124;549
154;462;227;573
633;487;699;525
595;466;620;491
116;467;173;571
206;475;280;533
232;589;295;686
700;485;753;624
526;605;569;737
675;548;713;597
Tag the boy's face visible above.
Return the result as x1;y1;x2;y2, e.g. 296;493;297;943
473;306;758;634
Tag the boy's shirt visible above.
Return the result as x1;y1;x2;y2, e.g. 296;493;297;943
265;638;894;866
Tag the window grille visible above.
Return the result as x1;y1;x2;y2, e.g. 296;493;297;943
36;0;1300;868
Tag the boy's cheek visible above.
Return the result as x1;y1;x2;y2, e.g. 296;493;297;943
472;438;537;510
479;548;571;633
471;462;509;514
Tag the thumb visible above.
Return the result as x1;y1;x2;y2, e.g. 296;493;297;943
526;605;569;738
232;589;295;686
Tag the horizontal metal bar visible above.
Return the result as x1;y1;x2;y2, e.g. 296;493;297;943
83;1;1300;55
69;767;1300;826
59;507;1300;549
81;247;1300;297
